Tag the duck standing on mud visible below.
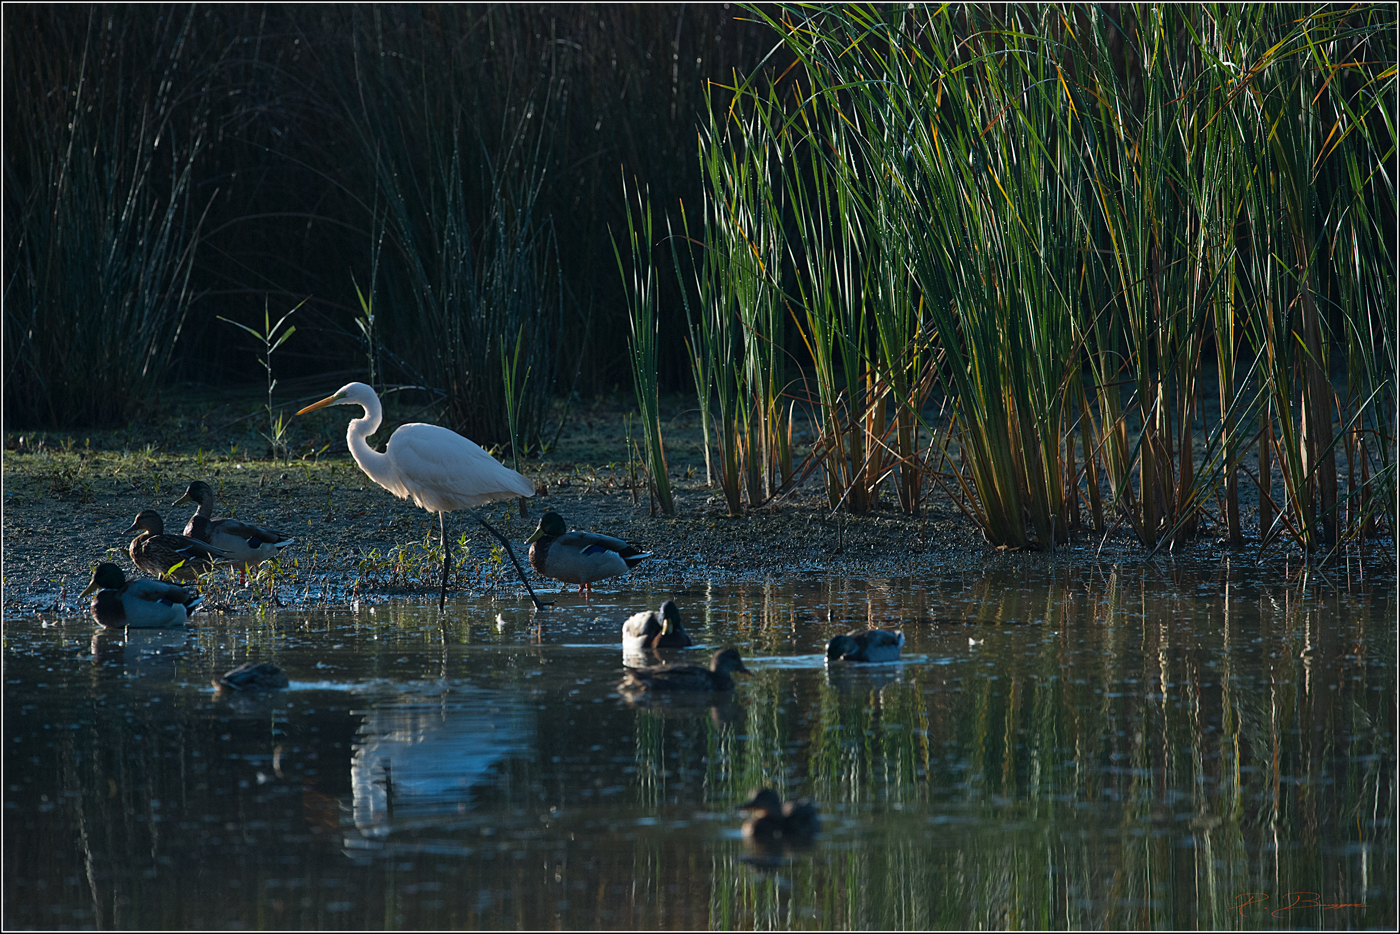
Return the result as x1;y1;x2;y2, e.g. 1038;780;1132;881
526;511;651;598
173;480;293;584
123;509;226;582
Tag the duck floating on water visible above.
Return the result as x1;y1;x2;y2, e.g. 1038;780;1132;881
617;647;749;695
738;787;821;843
173;480;293;583
213;662;289;692
123;509;226;582
81;562;202;629
526;511;650;598
622;599;694;653
825;628;905;663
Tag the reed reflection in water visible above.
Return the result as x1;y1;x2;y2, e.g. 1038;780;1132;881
3;558;1392;929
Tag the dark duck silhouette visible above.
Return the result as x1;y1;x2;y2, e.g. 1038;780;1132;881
738;787;821;843
213;662;289;692
618;647;749;695
825;628;905;663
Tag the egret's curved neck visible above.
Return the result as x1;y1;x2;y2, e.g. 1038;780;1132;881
345;397;395;489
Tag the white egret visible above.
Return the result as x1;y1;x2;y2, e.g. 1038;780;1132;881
296;381;548;610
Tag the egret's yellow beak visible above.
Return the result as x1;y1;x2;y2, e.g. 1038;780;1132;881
296;392;342;416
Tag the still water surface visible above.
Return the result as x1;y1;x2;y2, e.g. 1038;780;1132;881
5;561;1394;929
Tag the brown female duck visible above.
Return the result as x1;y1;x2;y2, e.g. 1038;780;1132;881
124;509;227;582
618;647;749;694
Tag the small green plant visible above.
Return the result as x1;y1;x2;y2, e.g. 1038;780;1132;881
219;297;306;460
352;275;379;393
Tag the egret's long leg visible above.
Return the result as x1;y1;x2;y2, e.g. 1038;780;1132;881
439;511;451;611
473;511;553;611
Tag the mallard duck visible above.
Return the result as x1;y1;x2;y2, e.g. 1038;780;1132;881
173;480;293;581
526;511;651;598
213;662;289;692
80;562;202;629
618;647;749;694
738;788;821;842
825;628;905;663
622;599;694;652
124;508;227;582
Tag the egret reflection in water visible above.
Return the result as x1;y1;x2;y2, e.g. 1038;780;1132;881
348;686;532;840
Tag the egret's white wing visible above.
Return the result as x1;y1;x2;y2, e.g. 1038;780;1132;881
385;423;534;512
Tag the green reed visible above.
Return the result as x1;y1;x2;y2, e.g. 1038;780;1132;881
4;7;216;428
615;177;676;515
693;87;797;511
717;2;1394;553
325;8;561;447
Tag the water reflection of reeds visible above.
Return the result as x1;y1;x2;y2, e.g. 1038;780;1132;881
6;567;1393;928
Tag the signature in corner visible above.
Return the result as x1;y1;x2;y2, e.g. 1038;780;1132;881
1232;892;1370;918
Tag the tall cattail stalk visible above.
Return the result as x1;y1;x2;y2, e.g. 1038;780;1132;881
615;176;676;516
707;2;1393;556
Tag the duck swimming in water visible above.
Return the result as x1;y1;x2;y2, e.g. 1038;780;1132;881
213;662;289;692
738;787;820;842
621;599;694;653
81;562;202;629
825;628;905;663
617;647;749;695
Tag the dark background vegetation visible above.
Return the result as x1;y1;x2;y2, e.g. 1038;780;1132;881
4;4;1392;555
4;4;784;435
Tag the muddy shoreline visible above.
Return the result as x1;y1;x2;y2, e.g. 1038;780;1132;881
3;389;1391;619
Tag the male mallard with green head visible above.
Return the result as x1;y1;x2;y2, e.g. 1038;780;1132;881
621;599;694;653
81;562;202;629
173;480;293;581
123;509;226;581
526;511;650;597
